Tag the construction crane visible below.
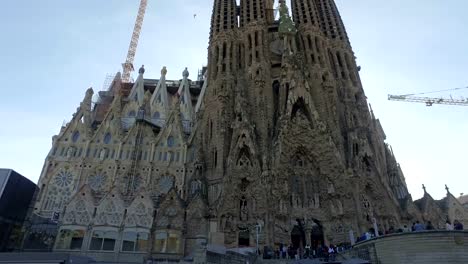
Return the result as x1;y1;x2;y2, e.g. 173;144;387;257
122;0;148;83
388;86;468;107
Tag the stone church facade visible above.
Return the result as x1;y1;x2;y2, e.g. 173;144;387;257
26;0;466;262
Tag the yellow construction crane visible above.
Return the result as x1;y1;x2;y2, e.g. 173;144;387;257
388;86;468;107
122;0;148;83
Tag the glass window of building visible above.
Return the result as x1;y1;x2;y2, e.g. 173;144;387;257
122;231;149;252
55;229;85;250
89;230;117;251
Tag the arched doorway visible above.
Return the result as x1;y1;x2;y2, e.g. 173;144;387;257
291;226;302;249
238;228;250;247
290;220;306;251
310;221;324;252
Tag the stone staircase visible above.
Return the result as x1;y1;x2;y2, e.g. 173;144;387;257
349;231;468;264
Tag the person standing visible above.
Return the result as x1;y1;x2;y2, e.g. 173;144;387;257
328;245;335;261
414;221;425;231
446;220;454;230
305;244;311;258
426;221;435;230
282;244;287;259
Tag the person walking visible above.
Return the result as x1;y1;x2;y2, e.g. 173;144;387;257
426;221;435;230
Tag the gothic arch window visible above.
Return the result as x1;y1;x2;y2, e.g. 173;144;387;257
291;97;312;123
72;131;80;143
292;156;305;167
167;136;175;148
103;133;112;144
153;111;160;119
237;147;252;167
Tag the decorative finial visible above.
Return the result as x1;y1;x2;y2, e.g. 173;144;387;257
445;184;450;194
422;184;427;194
138;65;145;74
161;66;167;77
183;67;189;78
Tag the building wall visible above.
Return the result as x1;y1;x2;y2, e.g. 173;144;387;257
0;169;37;252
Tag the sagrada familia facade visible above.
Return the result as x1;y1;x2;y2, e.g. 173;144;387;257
25;0;467;262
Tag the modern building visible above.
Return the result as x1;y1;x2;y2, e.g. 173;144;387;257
26;0;466;262
0;169;37;252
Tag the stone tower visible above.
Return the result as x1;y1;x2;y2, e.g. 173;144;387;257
196;0;414;248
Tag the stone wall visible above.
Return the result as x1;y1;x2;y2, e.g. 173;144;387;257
348;231;468;264
206;250;257;264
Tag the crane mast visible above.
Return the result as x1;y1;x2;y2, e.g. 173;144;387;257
122;0;148;83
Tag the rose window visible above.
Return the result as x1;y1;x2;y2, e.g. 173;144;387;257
89;174;107;191
158;176;174;194
54;171;73;187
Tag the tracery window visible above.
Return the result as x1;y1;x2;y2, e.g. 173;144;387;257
54;171;73;188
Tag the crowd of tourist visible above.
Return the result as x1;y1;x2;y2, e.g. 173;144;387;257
262;220;464;260
265;243;351;261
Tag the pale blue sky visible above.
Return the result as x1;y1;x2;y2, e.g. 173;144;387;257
0;0;466;200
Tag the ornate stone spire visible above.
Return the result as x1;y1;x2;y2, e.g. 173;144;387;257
278;1;297;35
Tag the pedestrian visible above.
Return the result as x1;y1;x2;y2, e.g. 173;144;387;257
328;245;335;261
446;220;454;230
402;225;410;232
411;222;416;232
305;244;310;258
426;221;434;230
282;244;287;259
414;221;425;231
